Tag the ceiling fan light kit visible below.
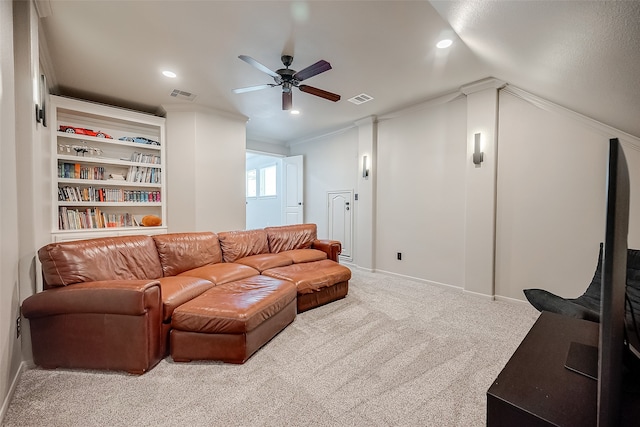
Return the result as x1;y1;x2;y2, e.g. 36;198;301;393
234;54;341;110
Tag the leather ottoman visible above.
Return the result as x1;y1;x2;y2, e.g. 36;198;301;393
263;259;351;312
170;275;297;364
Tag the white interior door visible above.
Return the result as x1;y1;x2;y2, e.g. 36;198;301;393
283;155;303;224
328;190;353;260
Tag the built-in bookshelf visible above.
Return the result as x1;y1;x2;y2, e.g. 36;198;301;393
50;96;167;241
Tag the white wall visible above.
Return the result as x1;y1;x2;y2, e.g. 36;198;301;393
376;97;467;287
164;106;247;233
0;0;22;418
194;110;246;233
164;109;197;232
289;127;359;239
495;89;640;301
288;97;468;288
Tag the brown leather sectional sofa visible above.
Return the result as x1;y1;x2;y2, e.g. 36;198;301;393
22;224;351;374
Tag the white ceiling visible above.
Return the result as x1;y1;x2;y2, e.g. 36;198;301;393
39;1;640;144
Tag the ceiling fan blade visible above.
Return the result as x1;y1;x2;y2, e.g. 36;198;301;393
298;85;341;102
238;55;279;78
293;60;332;81
232;84;274;94
282;91;292;110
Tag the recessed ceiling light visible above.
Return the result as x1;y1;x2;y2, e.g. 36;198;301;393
436;39;453;49
290;110;300;115
162;70;177;78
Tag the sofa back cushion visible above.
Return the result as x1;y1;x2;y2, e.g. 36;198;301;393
265;224;317;254
152;232;222;277
38;235;163;289
218;229;270;262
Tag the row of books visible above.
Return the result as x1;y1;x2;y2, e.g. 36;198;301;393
126;166;161;184
58;164;106;180
58;186;161;203
58;207;143;230
129;152;160;164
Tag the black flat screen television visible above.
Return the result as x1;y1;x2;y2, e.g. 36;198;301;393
599;137;630;426
565;137;632;426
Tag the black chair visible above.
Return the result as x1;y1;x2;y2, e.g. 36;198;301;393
523;244;640;325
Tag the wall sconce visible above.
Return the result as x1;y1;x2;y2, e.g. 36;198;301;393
362;155;370;179
473;132;483;165
35;74;47;126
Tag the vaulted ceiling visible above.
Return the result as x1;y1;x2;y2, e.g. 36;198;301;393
38;1;640;144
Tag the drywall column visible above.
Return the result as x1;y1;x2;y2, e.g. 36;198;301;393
355;116;377;271
14;0;51;366
163;105;248;233
461;78;505;298
1;0;23;405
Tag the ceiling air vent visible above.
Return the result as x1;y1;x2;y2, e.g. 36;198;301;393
170;89;197;101
348;93;374;105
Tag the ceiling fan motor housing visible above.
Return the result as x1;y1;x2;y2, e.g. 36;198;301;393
281;55;294;67
276;68;297;84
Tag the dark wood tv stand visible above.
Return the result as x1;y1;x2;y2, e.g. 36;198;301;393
487;311;639;427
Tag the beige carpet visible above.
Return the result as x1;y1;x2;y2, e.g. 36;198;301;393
3;269;539;427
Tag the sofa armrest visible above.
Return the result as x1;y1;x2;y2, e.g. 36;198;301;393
312;239;342;262
22;280;161;319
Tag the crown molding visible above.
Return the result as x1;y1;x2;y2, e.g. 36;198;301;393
287;124;357;147
354;116;377;127
377;90;464;121
34;0;52;18
160;103;247;123
460;77;507;95
503;85;640;151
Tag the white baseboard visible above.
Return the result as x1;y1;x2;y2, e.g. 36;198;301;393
353;268;532;305
373;268;464;292
0;361;26;424
463;288;496;301
494;294;531;305
343;262;375;273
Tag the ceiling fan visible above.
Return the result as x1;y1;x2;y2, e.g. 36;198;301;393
233;54;341;110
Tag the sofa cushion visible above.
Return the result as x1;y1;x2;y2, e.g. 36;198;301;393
234;253;293;272
265;224;317;253
179;263;259;285
157;276;215;322
280;249;328;264
152;232;222;277
218;229;270;263
38;235;163;289
171;276;296;334
263;259;352;294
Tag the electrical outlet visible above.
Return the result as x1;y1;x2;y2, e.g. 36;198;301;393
397;252;402;260
16;316;21;339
